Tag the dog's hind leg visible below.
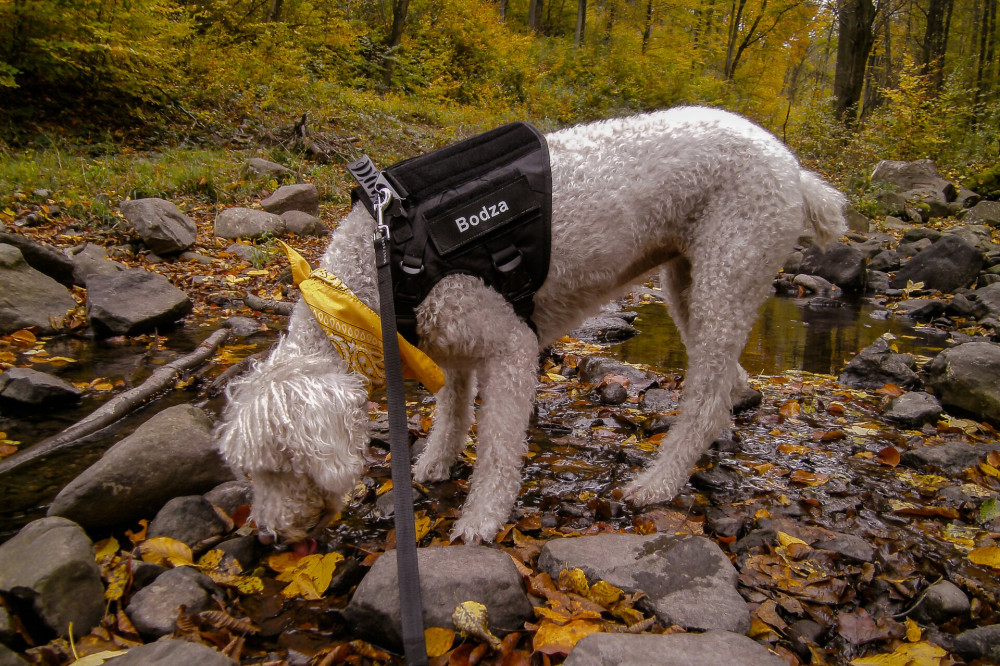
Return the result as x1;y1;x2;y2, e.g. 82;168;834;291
414;367;478;483
449;323;537;544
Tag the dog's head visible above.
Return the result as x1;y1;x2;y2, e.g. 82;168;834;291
216;348;369;545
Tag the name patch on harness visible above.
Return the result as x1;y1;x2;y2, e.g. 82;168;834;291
427;177;538;256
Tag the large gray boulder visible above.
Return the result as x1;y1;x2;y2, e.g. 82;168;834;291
925;342;1000;423
871;159;957;202
538;534;750;634
564;631;784;666
125;566;218;637
0;367;81;406
69;243;125;284
119;198;197;255
48;404;234;530
0;517;104;638
261;183;320;216
214;208;285;240
0;244;76;335
85;268;192;337
343;545;533;652
890;235;984;293
245;157;291;180
966;200;1000;228
0;232;75;286
800;243;867;292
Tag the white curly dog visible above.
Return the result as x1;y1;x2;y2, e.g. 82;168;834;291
217;107;846;544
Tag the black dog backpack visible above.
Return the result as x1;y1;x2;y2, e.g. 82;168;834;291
349;122;552;345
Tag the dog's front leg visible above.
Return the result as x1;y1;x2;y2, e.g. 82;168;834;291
450;325;537;544
413;367;478;483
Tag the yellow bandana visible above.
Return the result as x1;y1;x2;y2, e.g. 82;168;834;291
279;241;445;395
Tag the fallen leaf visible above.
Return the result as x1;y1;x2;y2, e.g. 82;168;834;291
790;470;830;486
968;545;1000;569
531;618;602;655
276;552;344;599
424;626;455;658
848;641;947;665
452;600;501;649
139;536;193;567
876;446;900;467
904;617;921;642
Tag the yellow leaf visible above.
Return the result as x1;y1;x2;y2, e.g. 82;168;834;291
69;649;129;665
968;545;1000;569
276;552;344;599
246;269;269;276
414;513;432;542
778;531;808;548
424;627;455;658
93;536;120;563
452;600;501;649
532;618;602;655
905;617;921;642
559;568;590;597
588;580;623;607
9;329;36;344
104;562;130;601
980;462;1000;479
377;479;394;496
849;641;947;665
139;536;193;567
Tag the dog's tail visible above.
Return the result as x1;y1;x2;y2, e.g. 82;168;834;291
798;170;847;246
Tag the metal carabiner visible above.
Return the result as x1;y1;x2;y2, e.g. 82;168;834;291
374;186;393;242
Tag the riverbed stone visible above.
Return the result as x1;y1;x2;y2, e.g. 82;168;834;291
538;533;750;634
204;479;253;516
0;367;81;406
952;624;1000;661
70;242;125;283
125;566;219;637
261;184;320;216
801;243;867;292
280;209;326;236
640;388;680;412
891;235;984;293
48;404;234;530
871;159;957;203
148;495;230;552
0;232;75;286
570;315;639;343
577;357;657;392
838;337;919;390
119;198;197;255
0;517;104;639
214;207;286;240
245;157;291;180
892;298;947;320
900;441;1000;476
965;200;1000;227
915;580;970;623
86;268;192;337
0;643;29;666
0;244;76;335
564;631;784;666
925;342;1000;422
111;637;236;665
883;392;942;427
342;545;532;652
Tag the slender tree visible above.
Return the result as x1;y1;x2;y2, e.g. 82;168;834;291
575;0;587;48
833;0;878;123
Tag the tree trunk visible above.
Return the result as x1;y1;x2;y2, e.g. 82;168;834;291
833;0;877;124
603;0;616;45
575;0;587;49
641;0;653;54
386;0;409;48
499;0;508;21
921;0;953;87
529;0;544;32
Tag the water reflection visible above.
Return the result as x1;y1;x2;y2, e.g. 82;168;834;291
614;295;948;376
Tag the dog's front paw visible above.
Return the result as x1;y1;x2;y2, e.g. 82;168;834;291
449;513;501;545
412;455;452;484
623;469;685;506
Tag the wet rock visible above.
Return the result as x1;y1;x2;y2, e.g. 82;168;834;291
966;200;1000;227
801;243;867;292
838;337;919;390
0;367;81;406
732;383;763;412
0;643;29;666
214;207;286;240
0;244;76;335
946;293;989;320
900;441;1000;476
148;496;230;552
342;545;532;652
925;342;1000;422
793;274;836;295
261;184;320;216
577;357;657;391
972;282;1000;318
70;243;125;283
570;315;638;343
595;381;628;405
245;157;291;179
640;388;679;412
732;526;777;553
126;566;219;637
203;480;253;516
897;238;932;258
86;268;192;337
952;624;1000;661
213;536;260;571
222;316;262;338
869;250;900;272
224;242;256;262
119;198;197;255
867;270;890;294
0;232;75;286
49;404;234;530
891;235;984;293
812;532;874;563
915;580;969;623
280;210;326;236
111;637;236;665
0;517;104;639
563;631;784;666
892;298;947;320
538;533;750;633
883;392;942;427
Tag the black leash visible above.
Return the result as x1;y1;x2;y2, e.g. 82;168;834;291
372;186;429;665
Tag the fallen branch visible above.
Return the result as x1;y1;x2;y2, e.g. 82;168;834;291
244;292;294;316
0;328;231;477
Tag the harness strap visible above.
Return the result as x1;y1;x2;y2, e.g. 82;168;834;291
373;192;429;666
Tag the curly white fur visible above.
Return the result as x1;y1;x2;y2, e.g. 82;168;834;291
216;107;846;543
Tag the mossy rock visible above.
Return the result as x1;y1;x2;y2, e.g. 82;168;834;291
963;164;1000;200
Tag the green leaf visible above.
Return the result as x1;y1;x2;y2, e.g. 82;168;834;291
980;498;1000;524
